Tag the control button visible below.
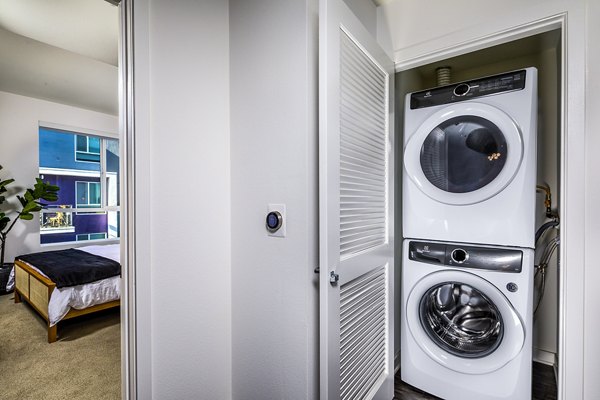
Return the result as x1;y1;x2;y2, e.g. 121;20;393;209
453;83;470;96
450;248;468;264
507;282;518;292
266;211;283;233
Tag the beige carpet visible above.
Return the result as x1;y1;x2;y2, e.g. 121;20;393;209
0;293;121;399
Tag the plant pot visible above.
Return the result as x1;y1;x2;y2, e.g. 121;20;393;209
0;263;14;294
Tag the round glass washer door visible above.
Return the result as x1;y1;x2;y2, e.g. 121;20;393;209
406;270;525;375
404;102;523;205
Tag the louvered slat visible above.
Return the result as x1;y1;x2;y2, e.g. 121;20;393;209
339;31;388;259
340;265;388;400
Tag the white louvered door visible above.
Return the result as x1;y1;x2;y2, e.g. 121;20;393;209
319;0;394;399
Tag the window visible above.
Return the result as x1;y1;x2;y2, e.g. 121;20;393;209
76;181;102;207
76;233;107;241
75;135;101;162
39;127;120;245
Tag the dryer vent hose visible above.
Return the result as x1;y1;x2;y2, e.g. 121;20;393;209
436;66;452;86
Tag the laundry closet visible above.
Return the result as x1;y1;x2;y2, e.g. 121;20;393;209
393;30;562;399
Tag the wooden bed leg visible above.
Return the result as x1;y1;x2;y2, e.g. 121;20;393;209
14;290;21;303
48;324;57;343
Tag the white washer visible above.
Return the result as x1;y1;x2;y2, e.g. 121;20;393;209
401;239;533;400
403;68;537;248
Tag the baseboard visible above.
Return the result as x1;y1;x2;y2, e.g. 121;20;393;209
533;348;556;366
394;350;400;373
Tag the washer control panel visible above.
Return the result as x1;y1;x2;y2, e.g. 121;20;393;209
410;69;527;109
408;241;523;273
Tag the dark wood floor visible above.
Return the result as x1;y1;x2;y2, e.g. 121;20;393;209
394;362;557;400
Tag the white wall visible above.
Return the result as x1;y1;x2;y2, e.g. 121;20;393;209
229;0;319;398
0;90;117;263
133;0;232;398
583;0;600;397
131;1;152;398
379;0;596;398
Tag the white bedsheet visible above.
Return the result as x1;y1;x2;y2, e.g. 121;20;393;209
6;244;121;326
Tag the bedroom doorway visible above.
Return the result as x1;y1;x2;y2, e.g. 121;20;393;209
0;0;128;398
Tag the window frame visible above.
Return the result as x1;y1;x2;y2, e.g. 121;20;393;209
74;134;102;163
76;232;108;241
75;180;102;208
39;124;120;245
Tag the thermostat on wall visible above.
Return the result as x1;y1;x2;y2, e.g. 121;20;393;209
266;204;286;237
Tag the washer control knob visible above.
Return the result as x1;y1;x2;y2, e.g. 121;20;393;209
453;83;470;96
450;248;468;264
507;282;518;292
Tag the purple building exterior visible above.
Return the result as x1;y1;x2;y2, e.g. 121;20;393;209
39;174;107;244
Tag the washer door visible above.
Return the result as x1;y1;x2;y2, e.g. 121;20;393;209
404;102;523;205
406;270;525;374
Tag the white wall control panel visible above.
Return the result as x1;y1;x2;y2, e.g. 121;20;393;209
266;204;286;237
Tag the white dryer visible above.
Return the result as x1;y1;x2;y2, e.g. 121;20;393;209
400;239;533;400
403;68;537;248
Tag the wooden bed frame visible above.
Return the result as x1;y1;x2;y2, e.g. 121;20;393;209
13;260;120;343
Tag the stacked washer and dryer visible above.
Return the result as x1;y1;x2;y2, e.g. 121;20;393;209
401;68;538;400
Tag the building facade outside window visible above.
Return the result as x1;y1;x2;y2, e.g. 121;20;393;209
39;126;120;244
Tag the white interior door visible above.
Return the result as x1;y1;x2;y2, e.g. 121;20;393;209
319;0;395;399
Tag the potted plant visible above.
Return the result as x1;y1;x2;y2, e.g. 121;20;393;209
0;165;59;282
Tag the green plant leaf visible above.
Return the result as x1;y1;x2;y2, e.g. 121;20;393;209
0;171;61;234
0;179;15;190
16;195;27;207
21;201;40;214
0;215;9;231
25;190;35;202
41;195;58;202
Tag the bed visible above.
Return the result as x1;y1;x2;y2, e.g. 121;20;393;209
7;244;121;343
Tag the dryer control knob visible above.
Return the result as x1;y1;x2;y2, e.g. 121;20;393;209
451;248;468;263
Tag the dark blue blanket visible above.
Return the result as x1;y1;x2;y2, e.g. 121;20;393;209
17;249;120;288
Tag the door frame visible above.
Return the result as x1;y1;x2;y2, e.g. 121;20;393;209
394;12;582;400
118;0;137;399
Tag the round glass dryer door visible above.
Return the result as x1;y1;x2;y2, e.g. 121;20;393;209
404;103;523;205
406;270;525;374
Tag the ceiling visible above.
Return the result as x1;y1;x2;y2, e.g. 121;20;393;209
0;0;119;115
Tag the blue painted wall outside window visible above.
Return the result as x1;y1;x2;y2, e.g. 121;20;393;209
39;127;100;171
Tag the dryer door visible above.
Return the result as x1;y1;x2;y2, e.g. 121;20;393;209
406;270;525;374
404;102;523;205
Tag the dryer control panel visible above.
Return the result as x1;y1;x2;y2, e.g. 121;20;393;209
408;241;523;273
410;70;527;109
